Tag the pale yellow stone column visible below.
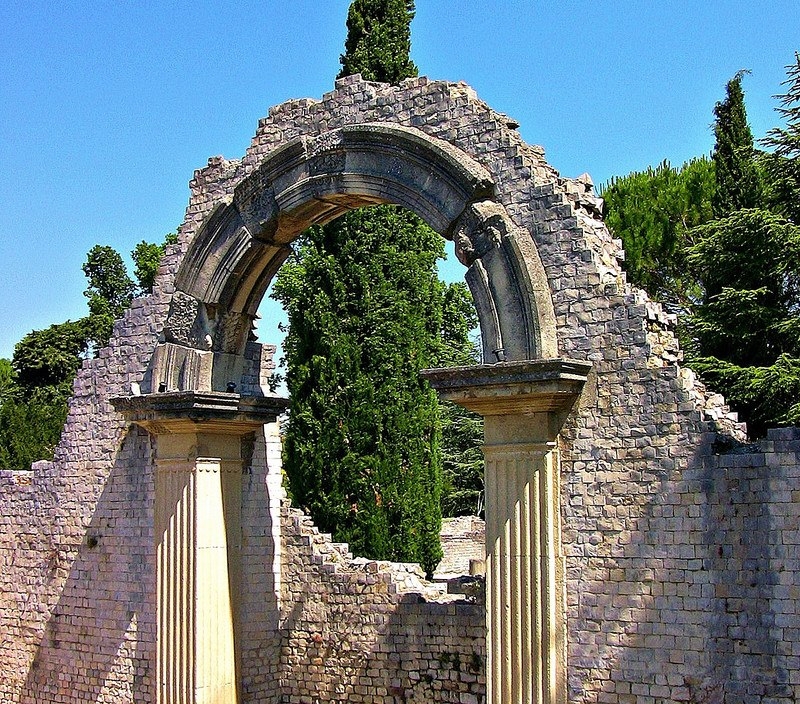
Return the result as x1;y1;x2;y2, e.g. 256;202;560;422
153;431;243;704
422;360;590;704
113;392;288;704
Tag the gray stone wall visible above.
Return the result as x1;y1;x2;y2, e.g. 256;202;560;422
0;73;797;703
279;507;486;704
564;424;800;704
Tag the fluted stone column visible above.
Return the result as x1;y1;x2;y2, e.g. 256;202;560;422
423;360;590;704
113;392;288;704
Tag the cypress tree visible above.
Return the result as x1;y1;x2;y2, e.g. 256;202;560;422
339;0;418;83
711;71;763;216
273;0;479;575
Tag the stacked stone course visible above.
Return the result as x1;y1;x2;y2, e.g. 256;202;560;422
0;73;797;703
280;506;486;704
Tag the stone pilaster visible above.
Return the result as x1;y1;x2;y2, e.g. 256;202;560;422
422;360;590;704
113;392;288;704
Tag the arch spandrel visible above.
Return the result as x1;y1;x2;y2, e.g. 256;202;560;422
159;120;558;393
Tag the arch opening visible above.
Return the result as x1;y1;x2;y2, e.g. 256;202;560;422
153;122;557;395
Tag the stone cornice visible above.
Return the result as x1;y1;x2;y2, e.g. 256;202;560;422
111;391;289;435
421;359;591;417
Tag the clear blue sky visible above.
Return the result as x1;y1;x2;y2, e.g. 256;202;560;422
0;1;798;359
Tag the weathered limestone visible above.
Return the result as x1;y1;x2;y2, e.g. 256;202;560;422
112;392;287;704
423;360;591;704
158;121;557;397
1;73;799;704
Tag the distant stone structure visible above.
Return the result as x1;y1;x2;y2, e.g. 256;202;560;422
434;516;485;579
1;74;799;704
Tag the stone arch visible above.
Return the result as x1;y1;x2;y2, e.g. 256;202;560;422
152;122;558;394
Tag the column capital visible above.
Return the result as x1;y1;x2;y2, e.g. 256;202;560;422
112;390;289;436
421;359;591;418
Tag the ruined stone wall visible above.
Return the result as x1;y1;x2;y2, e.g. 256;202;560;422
279;506;486;704
0;73;798;704
435;516;485;579
563;423;800;704
0;295;168;703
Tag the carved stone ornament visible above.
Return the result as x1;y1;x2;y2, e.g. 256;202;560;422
450;200;516;266
306;129;344;158
164;291;210;348
236;179;279;242
212;310;250;354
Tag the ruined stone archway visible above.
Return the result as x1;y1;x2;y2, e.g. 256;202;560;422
3;75;602;704
150;121;558;397
127;79;589;704
3;73;798;704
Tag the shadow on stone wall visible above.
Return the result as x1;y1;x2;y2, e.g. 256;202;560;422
18;428;155;703
238;429;283;703
699;436;793;703
566;421;797;704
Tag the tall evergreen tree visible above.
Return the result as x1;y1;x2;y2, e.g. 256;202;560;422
711;71;763;216
339;0;417;83
272;211;446;574
761;52;800;224
604;64;800;438
601;157;714;310
274;0;480;574
684;68;800;437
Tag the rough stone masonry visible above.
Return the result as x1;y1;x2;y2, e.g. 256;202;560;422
0;74;798;704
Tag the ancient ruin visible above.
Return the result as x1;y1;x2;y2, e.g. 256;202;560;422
1;74;799;704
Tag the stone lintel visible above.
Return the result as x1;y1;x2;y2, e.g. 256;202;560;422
112;390;289;435
421;359;591;417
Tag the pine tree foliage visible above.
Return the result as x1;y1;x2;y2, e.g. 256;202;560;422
684;66;800;438
688;354;800;439
601;157;714;309
711;71;763;216
686;209;800;367
338;0;418;83
761;52;800;224
604;62;800;438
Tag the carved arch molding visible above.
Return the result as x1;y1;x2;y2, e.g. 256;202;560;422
151;122;558;394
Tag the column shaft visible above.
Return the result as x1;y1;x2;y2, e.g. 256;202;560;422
420;359;589;704
484;420;566;704
154;433;243;704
